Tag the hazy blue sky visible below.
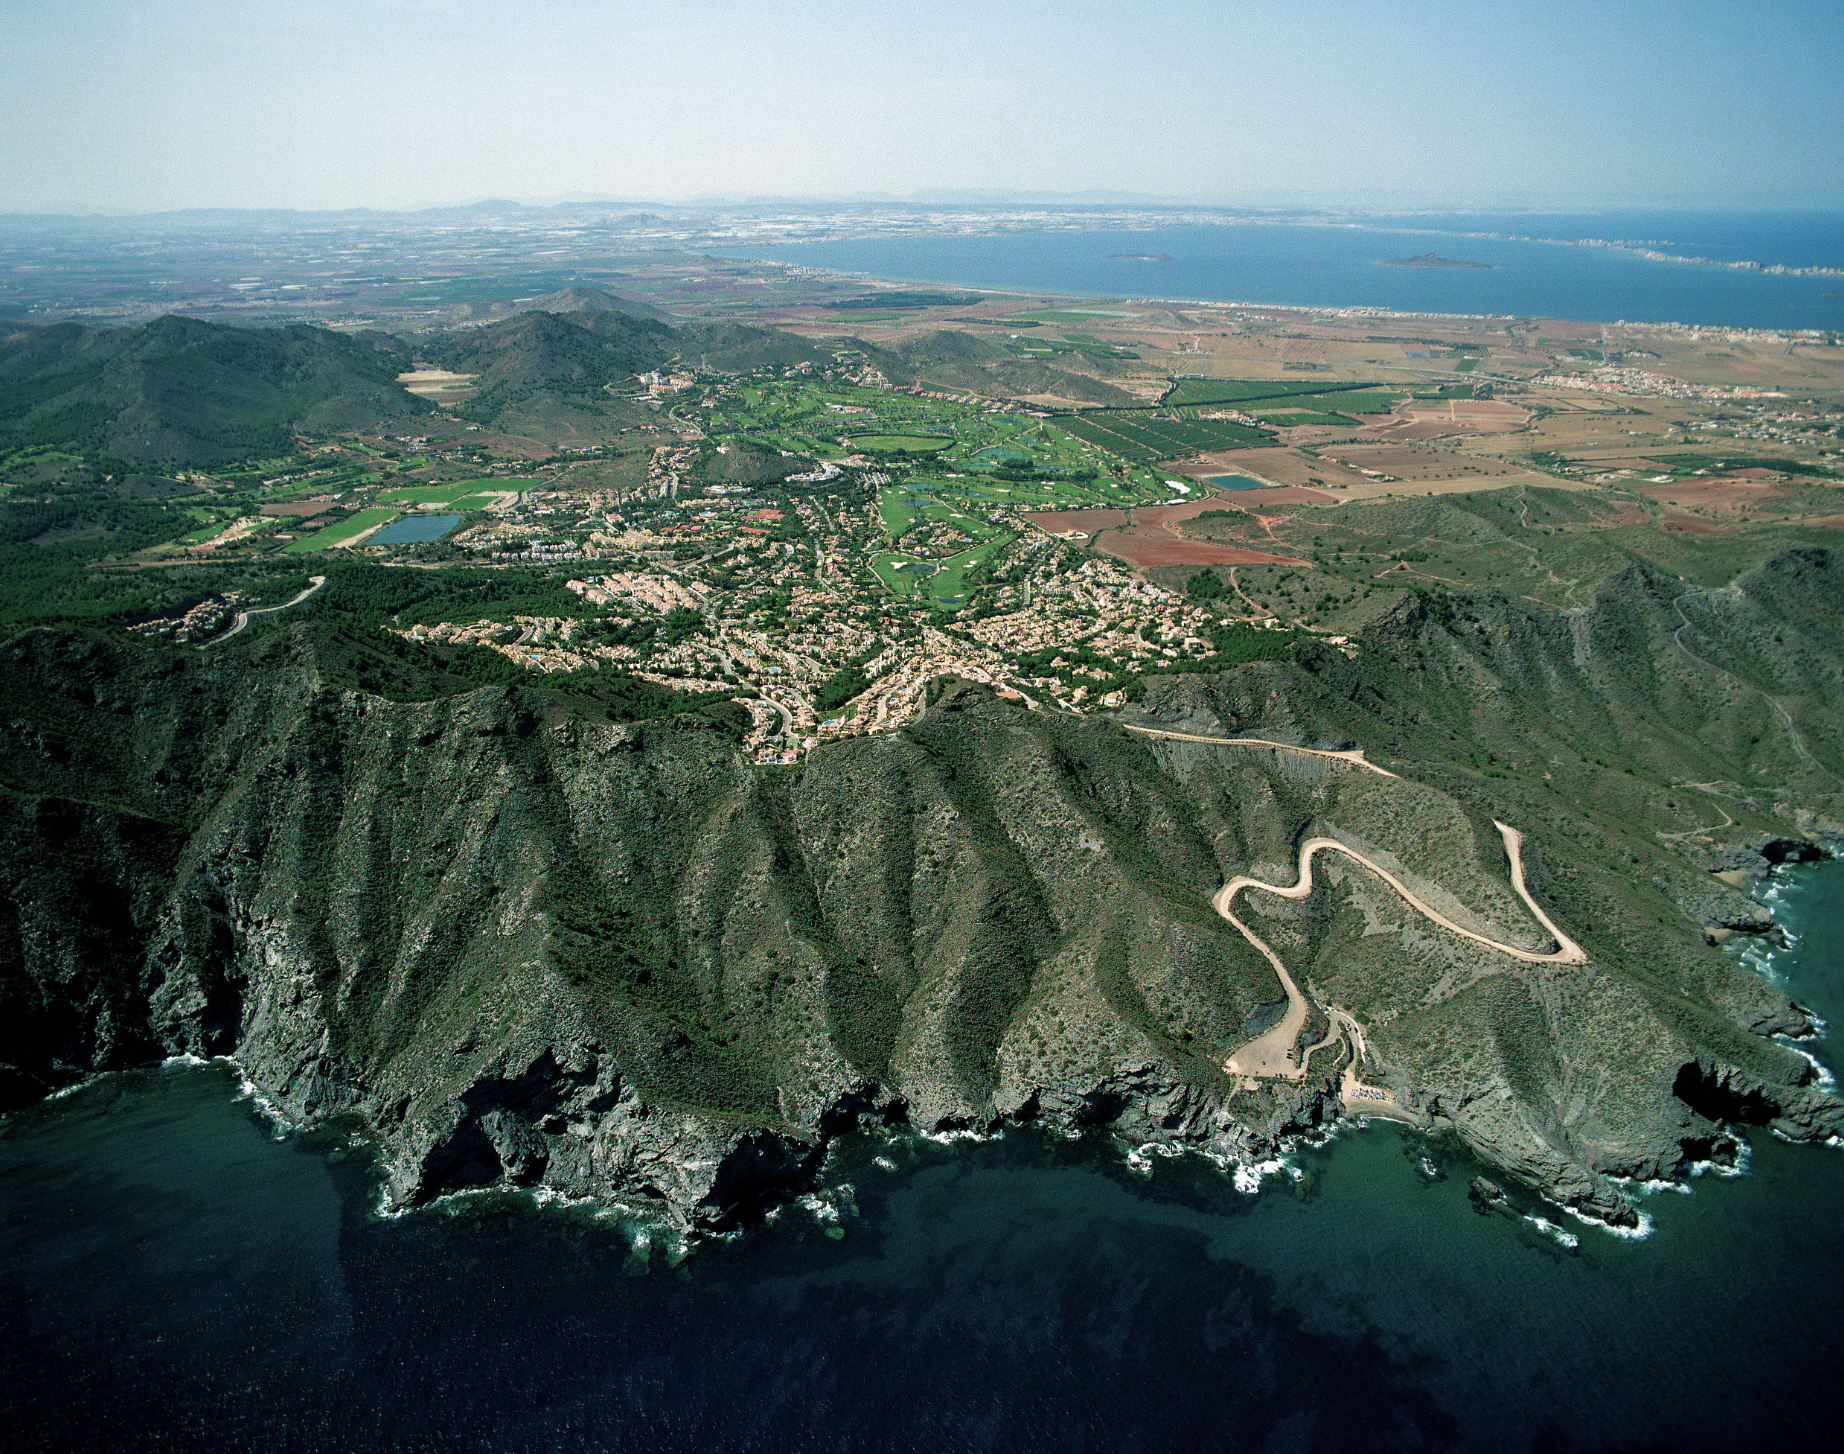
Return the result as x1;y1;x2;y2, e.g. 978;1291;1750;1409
4;0;1840;212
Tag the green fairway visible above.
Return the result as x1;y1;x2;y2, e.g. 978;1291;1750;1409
871;552;931;594
285;508;398;553
878;488;927;535
851;435;951;453
926;532;1016;605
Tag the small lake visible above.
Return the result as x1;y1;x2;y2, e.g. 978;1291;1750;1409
369;513;462;545
1205;475;1271;491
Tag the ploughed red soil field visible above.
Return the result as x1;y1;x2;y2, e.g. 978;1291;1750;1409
1023;508;1129;536
1230;486;1339;507
1134;496;1295;526
1090;530;1298;568
1027;491;1308;567
1025;489;1334;540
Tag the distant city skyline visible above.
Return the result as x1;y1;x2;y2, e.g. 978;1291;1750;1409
4;0;1841;214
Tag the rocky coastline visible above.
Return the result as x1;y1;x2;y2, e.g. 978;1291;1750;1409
5;552;1843;1235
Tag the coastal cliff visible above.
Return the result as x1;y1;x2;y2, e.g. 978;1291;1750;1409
3;550;1841;1232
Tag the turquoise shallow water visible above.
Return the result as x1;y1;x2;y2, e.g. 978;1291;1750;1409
2;862;1841;1452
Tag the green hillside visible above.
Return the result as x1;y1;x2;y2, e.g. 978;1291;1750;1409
0;316;432;467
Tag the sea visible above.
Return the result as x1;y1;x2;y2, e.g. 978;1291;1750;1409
3;859;1842;1453
709;210;1844;333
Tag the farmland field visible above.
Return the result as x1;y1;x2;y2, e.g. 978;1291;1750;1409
1059;411;1272;463
1298;391;1398;414
1003;310;1141;324
1162;378;1388;408
1251;410;1355;427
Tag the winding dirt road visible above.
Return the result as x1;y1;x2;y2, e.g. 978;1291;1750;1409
1216;821;1585;1088
1122;725;1399;779
1123;725;1585;1118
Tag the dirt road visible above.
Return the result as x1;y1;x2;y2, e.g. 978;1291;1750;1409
1216;824;1585;1084
1123;726;1399;779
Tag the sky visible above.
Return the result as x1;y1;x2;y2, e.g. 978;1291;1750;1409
3;0;1841;213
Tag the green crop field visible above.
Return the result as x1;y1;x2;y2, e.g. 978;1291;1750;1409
285;508;399;553
1060;411;1272;463
1163;379;1352;408
1296;391;1398;414
1161;379;1401;410
450;494;501;511
1255;410;1356;427
1456;356;1481;373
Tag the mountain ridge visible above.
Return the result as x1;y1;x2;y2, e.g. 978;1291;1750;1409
3;549;1838;1231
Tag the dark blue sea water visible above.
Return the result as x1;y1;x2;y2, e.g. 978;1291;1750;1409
3;861;1842;1453
710;211;1844;332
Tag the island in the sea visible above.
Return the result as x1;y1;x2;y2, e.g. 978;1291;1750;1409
1380;252;1495;269
1107;252;1170;261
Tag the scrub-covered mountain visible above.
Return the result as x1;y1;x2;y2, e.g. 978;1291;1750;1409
0;307;855;463
862;330;1138;405
0;315;429;466
447;284;670;325
412;313;838;439
413;309;675;438
2;549;1839;1232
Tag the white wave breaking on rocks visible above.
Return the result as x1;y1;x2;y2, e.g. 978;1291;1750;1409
1522;1214;1582;1250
